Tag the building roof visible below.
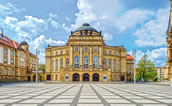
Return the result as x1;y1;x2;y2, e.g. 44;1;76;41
75;23;98;32
126;54;134;60
0;35;20;49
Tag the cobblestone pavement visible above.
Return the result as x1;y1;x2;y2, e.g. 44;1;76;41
0;83;172;106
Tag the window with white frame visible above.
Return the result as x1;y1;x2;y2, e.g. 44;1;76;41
103;59;106;68
66;58;69;68
60;59;63;68
83;56;88;68
56;59;58;71
74;56;79;68
113;60;116;72
93;56;98;68
108;59;112;69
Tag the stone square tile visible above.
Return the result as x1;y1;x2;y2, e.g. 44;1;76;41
0;96;10;99
80;96;98;98
78;99;101;103
0;99;21;103
77;104;103;106
48;99;73;103
156;99;172;103
0;104;6;106
12;104;38;106
105;99;130;103
20;99;47;103
102;96;121;99
44;104;70;106
56;96;75;99
141;104;168;106
110;104;136;106
11;96;32;99
131;99;158;103
33;96;54;99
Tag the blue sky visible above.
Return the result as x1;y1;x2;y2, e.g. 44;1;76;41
0;0;170;66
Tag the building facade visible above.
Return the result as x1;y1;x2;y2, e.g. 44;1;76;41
45;23;134;82
156;66;168;80
0;34;38;81
166;0;172;81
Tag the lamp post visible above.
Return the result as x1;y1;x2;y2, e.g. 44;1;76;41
132;50;137;84
36;49;40;84
0;28;3;38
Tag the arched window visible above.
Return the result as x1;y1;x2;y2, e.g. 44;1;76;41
108;59;112;69
10;69;14;74
83;56;88;68
113;60;116;72
60;59;63;68
74;56;79;68
93;56;98;68
4;68;7;74
66;58;69;68
103;59;106;68
84;46;88;51
56;59;58;71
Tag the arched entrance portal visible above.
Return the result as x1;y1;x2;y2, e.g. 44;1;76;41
73;73;80;81
83;73;89;81
92;73;99;81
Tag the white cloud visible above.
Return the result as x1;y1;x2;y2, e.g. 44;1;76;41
103;33;113;41
69;0;155;41
128;47;167;67
0;3;20;15
30;35;65;50
5;16;47;40
134;8;169;47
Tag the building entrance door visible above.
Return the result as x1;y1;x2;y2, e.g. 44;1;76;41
92;73;99;81
47;74;51;80
121;75;125;81
27;76;31;81
73;73;80;81
83;73;89;81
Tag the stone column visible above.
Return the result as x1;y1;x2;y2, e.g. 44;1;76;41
99;46;102;66
90;46;92;66
70;46;73;66
80;46;82;66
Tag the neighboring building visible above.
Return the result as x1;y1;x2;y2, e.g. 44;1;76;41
166;0;172;81
0;34;39;81
126;54;134;81
45;23;134;82
156;66;168;80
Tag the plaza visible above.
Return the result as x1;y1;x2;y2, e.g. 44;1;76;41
0;83;172;106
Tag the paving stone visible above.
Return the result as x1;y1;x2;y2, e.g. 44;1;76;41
105;99;131;103
78;99;101;103
77;104;103;106
80;96;98;98
12;104;38;106
156;99;172;103
48;99;73;103
20;99;47;103
110;104;137;106
44;104;70;106
131;99;158;103
0;99;21;103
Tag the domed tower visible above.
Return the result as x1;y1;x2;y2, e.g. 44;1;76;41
166;0;172;81
20;41;29;51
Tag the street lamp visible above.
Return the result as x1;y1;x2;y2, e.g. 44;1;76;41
36;49;40;84
132;50;137;84
0;28;3;38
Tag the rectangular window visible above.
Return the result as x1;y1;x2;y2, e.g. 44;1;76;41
51;60;54;71
3;48;7;54
103;59;106;68
66;59;69;68
108;59;112;69
60;59;63;68
114;60;116;72
56;59;58;71
118;60;120;71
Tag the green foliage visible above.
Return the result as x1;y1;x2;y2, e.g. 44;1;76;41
38;74;43;81
136;55;157;82
39;64;45;72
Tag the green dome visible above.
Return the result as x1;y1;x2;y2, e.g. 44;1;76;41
75;23;98;32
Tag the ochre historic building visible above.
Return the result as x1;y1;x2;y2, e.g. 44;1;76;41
166;0;172;81
45;23;134;82
0;34;39;81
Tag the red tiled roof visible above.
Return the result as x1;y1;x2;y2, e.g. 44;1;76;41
126;54;134;60
0;35;22;49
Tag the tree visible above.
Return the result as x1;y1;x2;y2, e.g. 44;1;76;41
137;55;157;82
39;64;45;72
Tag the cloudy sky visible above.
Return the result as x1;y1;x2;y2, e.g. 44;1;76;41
0;0;170;66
